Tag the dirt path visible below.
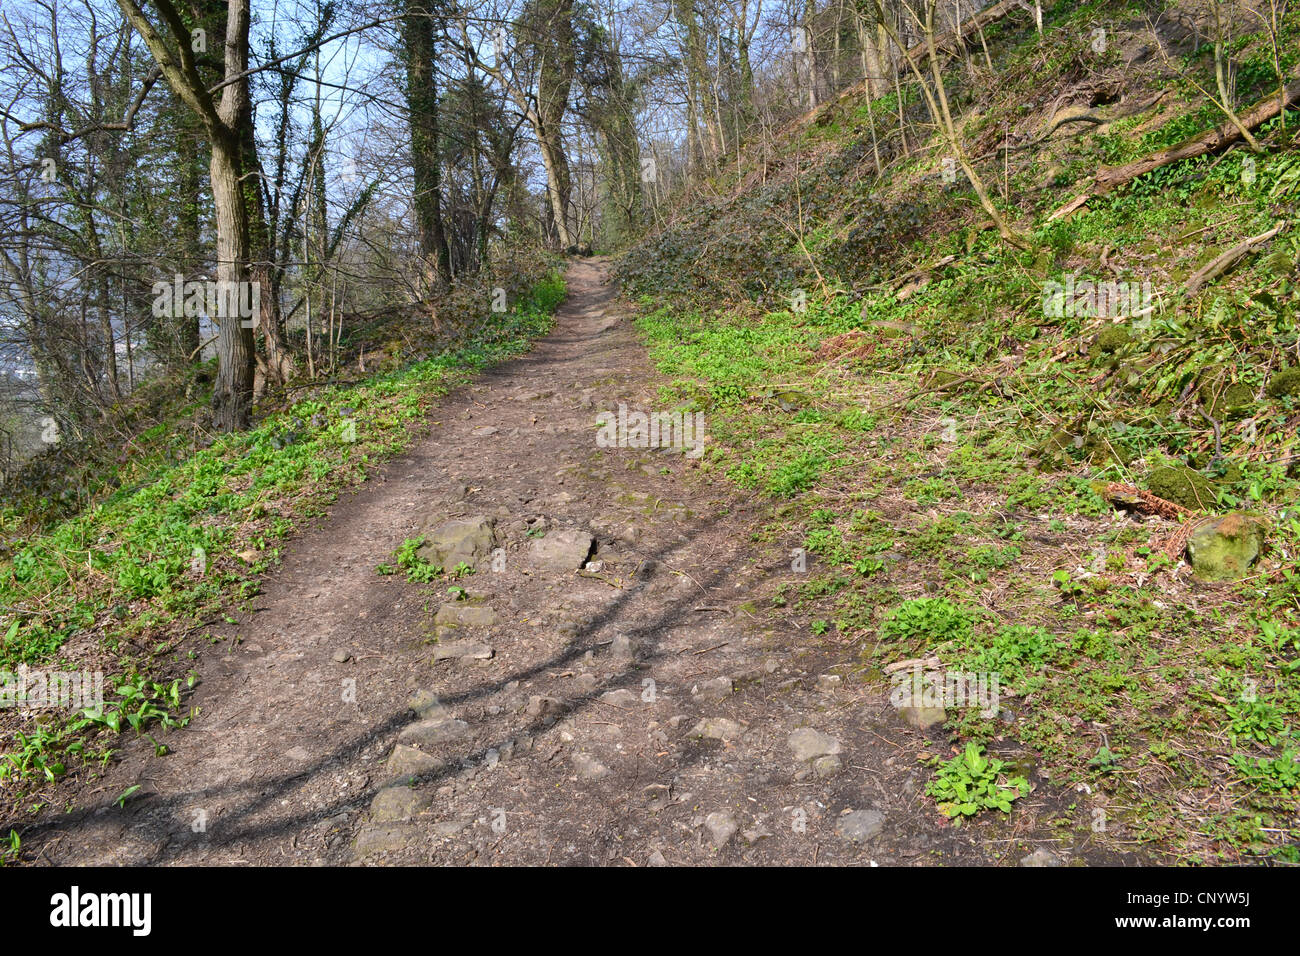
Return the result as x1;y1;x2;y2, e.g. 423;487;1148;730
24;259;1084;866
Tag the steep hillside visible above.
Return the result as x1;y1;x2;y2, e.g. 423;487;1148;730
620;0;1300;862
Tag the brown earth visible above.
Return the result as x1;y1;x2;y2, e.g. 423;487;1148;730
18;259;1129;866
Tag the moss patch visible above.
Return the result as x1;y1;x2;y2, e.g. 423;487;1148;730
1146;465;1217;510
1094;324;1131;354
1266;367;1300;399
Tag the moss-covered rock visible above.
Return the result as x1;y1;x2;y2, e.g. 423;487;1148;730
1031;247;1054;278
1093;439;1133;467
1200;379;1257;418
1223;382;1255;415
1186;513;1267;581
1266;367;1300;400
1219;460;1244;484
1038;424;1132;469
1094;324;1131;354
1147;465;1217;510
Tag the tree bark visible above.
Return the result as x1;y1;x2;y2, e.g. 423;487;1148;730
207;131;256;430
116;0;257;430
404;2;453;291
535;0;577;246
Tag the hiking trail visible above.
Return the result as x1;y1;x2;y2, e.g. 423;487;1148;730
29;259;1090;866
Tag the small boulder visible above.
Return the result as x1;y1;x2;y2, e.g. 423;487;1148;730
609;633;638;660
836;809;885;843
353;825;410;859
692;677;734;702
705;811;738;848
788;727;842;763
370;785;430;823
386;744;441;778
690;717;744;741
1019;847;1064;867
417;515;496;570
407;689;445;718
1187;512;1266;581
398;718;469;747
524;695;567;719
434;605;498;629
528;529;596;571
899;705;947;730
431;641;494;662
571;752;611;781
813;755;843;779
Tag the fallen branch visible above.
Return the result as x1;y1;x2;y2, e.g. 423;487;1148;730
1184;223;1287;296
1046;192;1092;222
1101;482;1190;519
883;655;943;674
868;372;985;415
905;0;1023;62
821;0;1023;113
1048;77;1300;219
982;91;1168;164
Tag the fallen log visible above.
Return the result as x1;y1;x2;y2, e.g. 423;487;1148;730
904;0;1024;62
824;0;1024;112
1096;79;1300;192
1047;77;1300;220
1101;483;1190;519
1184;223;1287;296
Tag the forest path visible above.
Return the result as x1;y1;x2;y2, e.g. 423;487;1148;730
28;259;1053;866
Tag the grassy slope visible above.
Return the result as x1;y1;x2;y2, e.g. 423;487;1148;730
0;271;565;823
620;0;1300;862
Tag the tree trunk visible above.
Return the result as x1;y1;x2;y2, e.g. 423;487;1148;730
116;0;259;430
209;131;256;431
535;0;577;245
803;0;819;109
404;2;453;291
209;0;257;431
175;125;203;364
538;132;574;248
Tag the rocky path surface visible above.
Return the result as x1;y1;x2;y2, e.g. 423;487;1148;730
29;259;1078;866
